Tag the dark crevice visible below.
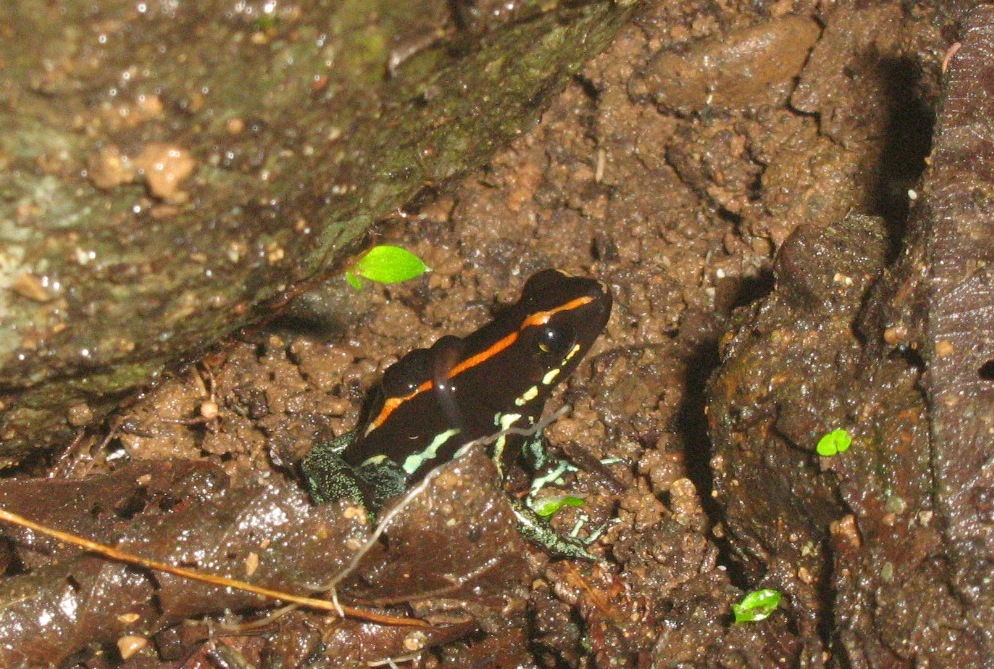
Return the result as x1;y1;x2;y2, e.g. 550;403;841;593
872;57;935;255
673;334;753;587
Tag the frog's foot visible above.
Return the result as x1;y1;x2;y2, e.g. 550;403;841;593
356;458;408;508
569;512;615;546
301;432;366;505
509;498;598;561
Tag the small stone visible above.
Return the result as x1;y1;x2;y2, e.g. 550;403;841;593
245;551;259;577
883;324;908;345
87;145;135;189
133;143;196;201
199;400;219;419
67;403;93;427
10;273;53;302
116;635;148;660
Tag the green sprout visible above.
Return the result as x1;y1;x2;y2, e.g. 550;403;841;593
532;495;586;519
732;589;781;623
816;428;852;457
346;245;429;289
253;14;278;32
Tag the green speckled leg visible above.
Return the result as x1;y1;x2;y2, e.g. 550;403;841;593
302;432;410;513
509;498;597;561
301;432;366;505
515;433;596;560
522;434;577;494
356;459;408;507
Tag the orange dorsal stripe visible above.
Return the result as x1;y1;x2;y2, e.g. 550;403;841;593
364;295;595;434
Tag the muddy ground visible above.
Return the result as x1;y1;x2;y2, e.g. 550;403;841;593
1;0;989;667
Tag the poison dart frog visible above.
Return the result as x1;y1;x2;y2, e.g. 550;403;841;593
302;268;612;559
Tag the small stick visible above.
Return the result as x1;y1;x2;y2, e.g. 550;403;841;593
0;507;426;628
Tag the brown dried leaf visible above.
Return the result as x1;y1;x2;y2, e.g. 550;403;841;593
0;450;533;666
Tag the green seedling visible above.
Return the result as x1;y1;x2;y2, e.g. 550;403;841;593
532;495;586;519
346;245;429;289
732;589;781;623
253;13;278;31
816;428;852;457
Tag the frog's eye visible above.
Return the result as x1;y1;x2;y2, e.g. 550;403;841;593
382;366;421;397
537;324;575;359
382;348;429;398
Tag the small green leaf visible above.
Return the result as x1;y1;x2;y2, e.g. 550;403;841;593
816;428;852;457
532;495;585;518
732;589;781;623
348;245;429;287
253;14;278;31
345;271;363;290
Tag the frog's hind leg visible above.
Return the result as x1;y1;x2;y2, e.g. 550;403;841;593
301;432;368;505
356;458;408;508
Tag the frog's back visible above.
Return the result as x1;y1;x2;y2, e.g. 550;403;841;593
343;269;611;487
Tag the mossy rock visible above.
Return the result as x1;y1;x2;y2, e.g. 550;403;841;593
0;0;635;462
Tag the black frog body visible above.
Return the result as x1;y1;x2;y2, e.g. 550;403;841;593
302;269;611;557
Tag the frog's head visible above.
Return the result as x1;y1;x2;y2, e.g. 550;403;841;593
511;269;611;385
457;268;612;414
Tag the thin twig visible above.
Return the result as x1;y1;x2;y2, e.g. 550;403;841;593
0;507;426;627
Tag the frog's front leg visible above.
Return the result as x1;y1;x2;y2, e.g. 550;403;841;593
521;433;579;491
501;432;596;561
509;497;597;561
354;457;408;507
522;432;551;471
